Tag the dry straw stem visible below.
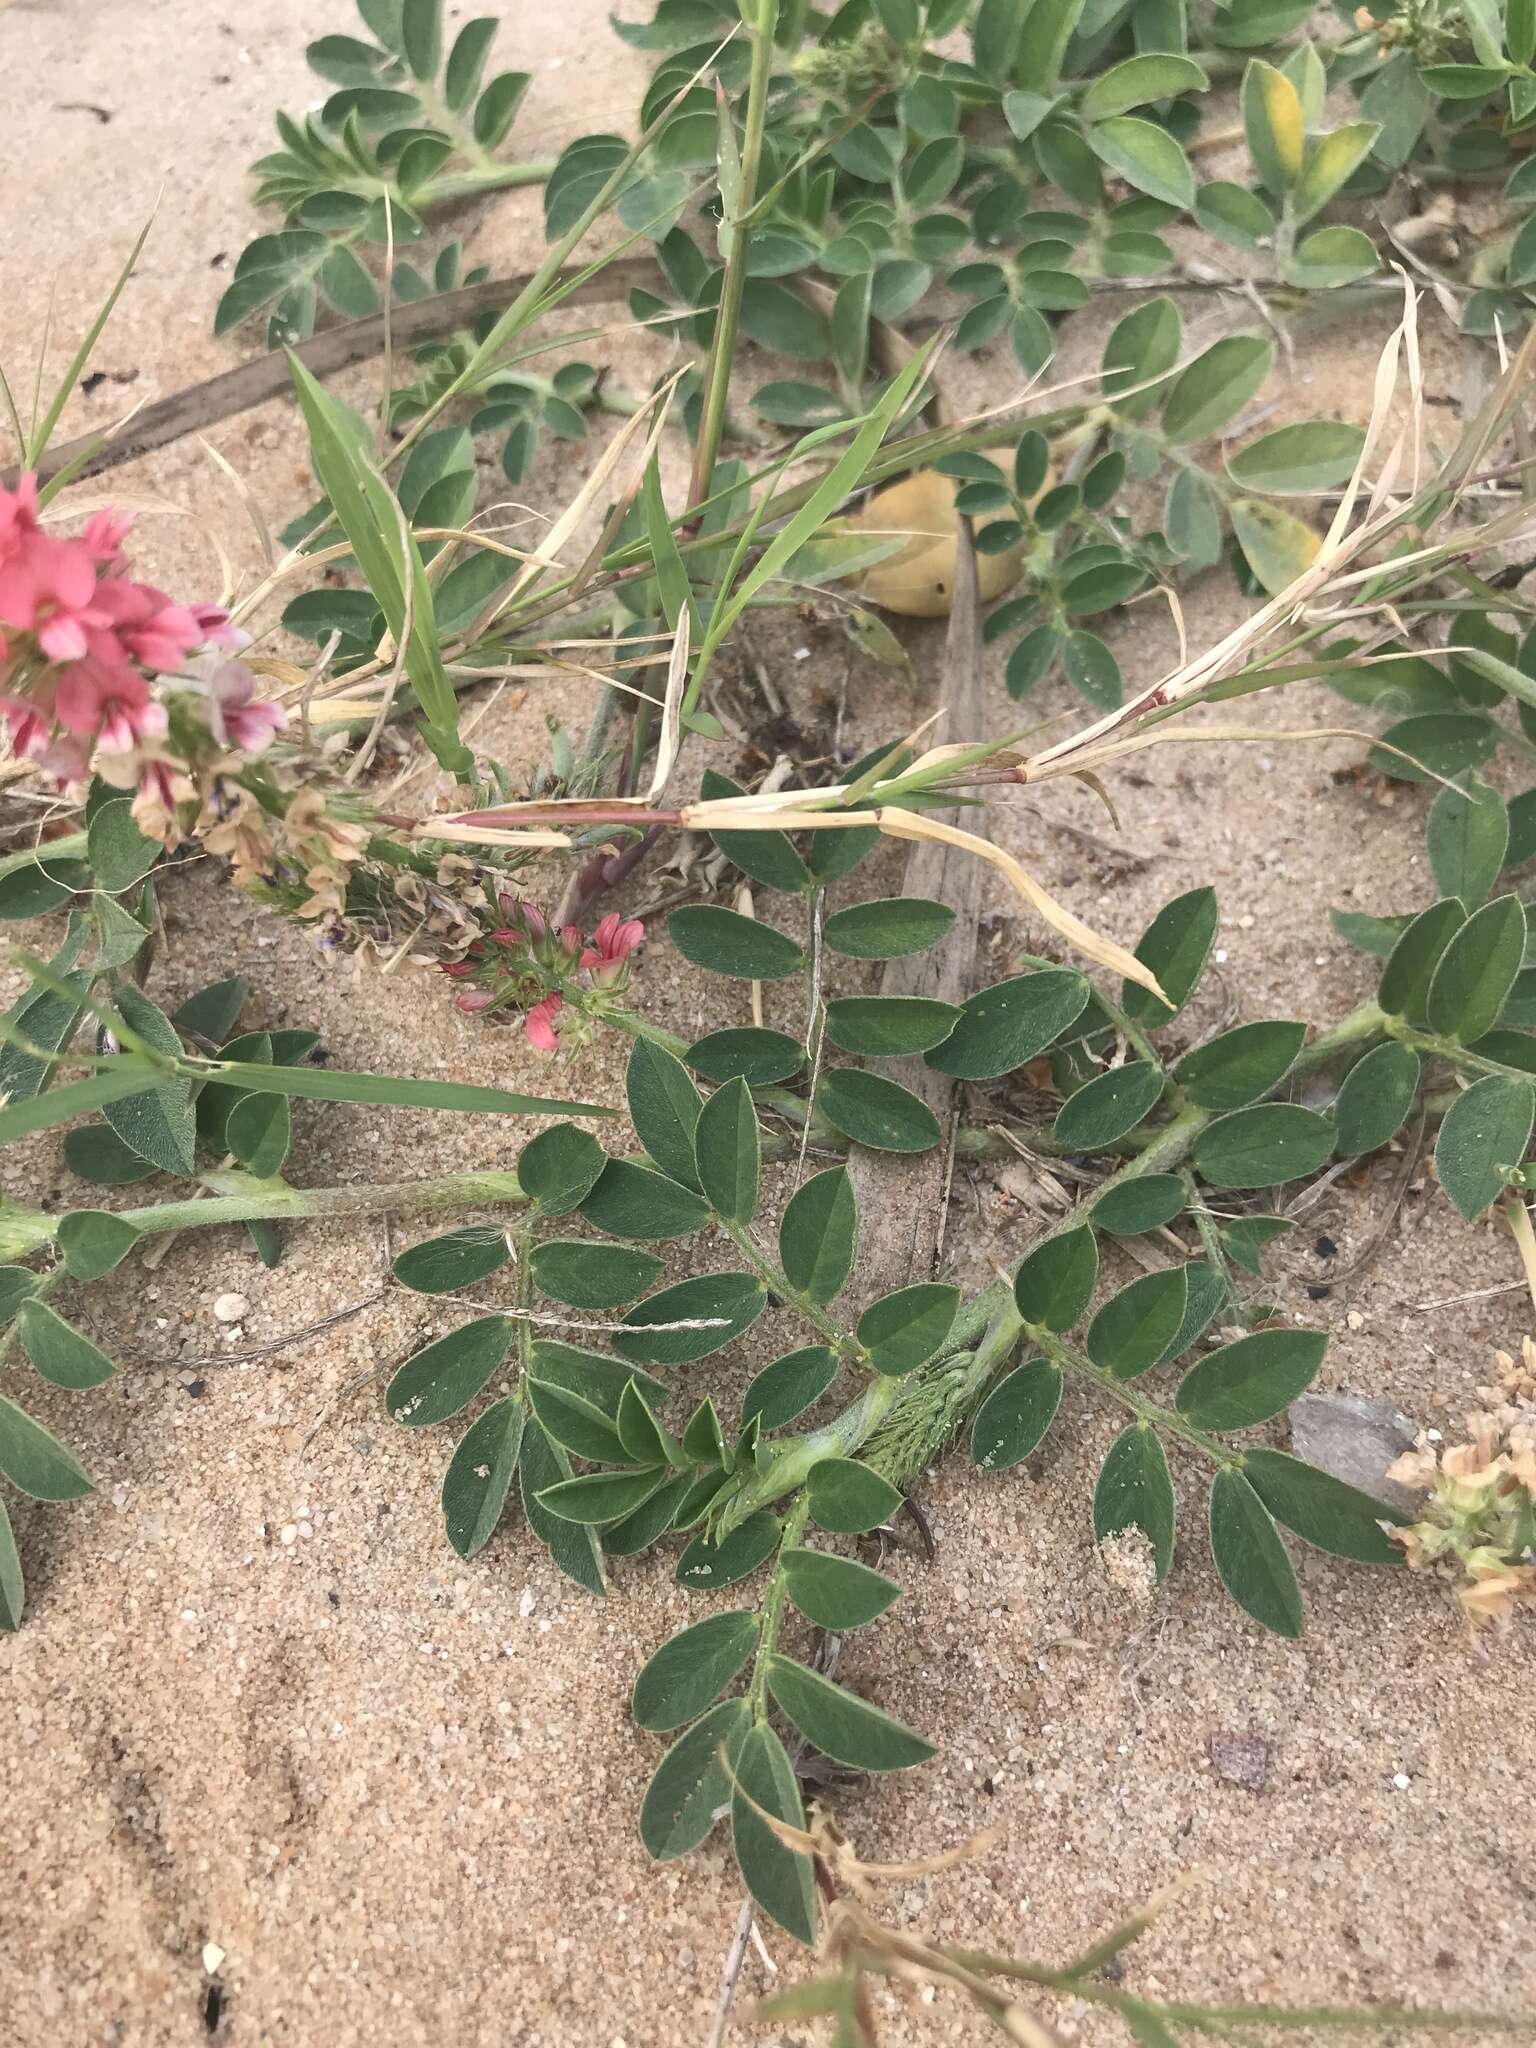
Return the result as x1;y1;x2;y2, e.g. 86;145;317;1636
412;276;1536;994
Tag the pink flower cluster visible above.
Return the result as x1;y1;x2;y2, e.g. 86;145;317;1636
441;899;645;1050
0;471;285;789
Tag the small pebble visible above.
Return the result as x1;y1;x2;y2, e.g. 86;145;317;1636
213;1293;248;1324
1392;1772;1411;1790
202;1942;226;1975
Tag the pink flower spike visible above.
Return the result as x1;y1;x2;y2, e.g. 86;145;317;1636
521;903;547;943
524;993;563;1051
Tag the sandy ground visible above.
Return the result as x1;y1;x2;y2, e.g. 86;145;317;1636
1;2;1534;2044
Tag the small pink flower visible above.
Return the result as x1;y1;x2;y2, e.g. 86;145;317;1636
88;578;204;673
488;926;522;946
456;989;496;1013
0;694;52;758
521;903;548;943
581;912;645;979
525;993;563;1051
0;474;39;561
83;508;135;570
0;533;100;660
55;658;165;748
191;603;247;651
440;959;477;979
203;660;286;754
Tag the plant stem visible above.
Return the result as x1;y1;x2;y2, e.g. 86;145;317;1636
688;0;778;511
719;1287;1022;1531
0;830;87;882
721;1215;865;1360
119;1166;529;1240
748;1493;811;1715
424;160;557;206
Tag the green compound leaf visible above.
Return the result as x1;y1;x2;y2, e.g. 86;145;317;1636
640;1697;752;1861
1208;1468;1302;1638
1092;1174;1187;1235
693;1076;760;1223
580;1160;712;1240
700;768;812;892
387;1315;511;1427
971;1359;1063;1471
225;1091;292;1179
1192;1105;1335;1189
441;1396;523;1559
613;1272;767;1366
519;1418;606;1595
822;896;956;960
742;1347;840;1433
518;1122;608;1215
1225;421;1365;492
527;1379;629;1464
393;1224;513;1295
779;1167;857;1304
17;1300;117;1390
766;1654;936;1771
1122;888;1218;1026
1425;895;1526;1044
1378;898;1466;1021
856;1283;960;1376
808;1457;903;1534
1332;1041;1421;1158
1243;1447;1405;1563
818;1070;941;1153
823;996;962;1057
1435;1073;1536;1221
103;986;197;1176
1175;1327;1326;1431
0;1496;21;1631
1086;1266;1189;1380
1014;1223;1098;1332
686;1028;805;1085
1054;1060;1166;1150
529;1241;663;1309
1085;116;1195;209
626;1038;704;1191
1093;1424;1174;1581
676;1510;782;1591
1427;775;1508;907
926;969;1090;1080
56;1208;139;1282
667;905;803;981
732;1722;817;1946
633;1610;759;1732
1160;336;1273;445
781;1547;901;1629
0;1393;93;1501
1174;1020;1307;1110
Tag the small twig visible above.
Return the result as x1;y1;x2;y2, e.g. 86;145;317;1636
707;1899;758;2048
1412;1279;1527;1312
135;1289;387;1369
422;1287;729;1336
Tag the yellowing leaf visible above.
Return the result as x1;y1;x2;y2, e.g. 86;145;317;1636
1242;60;1303;191
1292;122;1381;226
847;471;1027;617
1230;497;1322;595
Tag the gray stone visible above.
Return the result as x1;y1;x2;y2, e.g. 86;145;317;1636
1287;1392;1421;1515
